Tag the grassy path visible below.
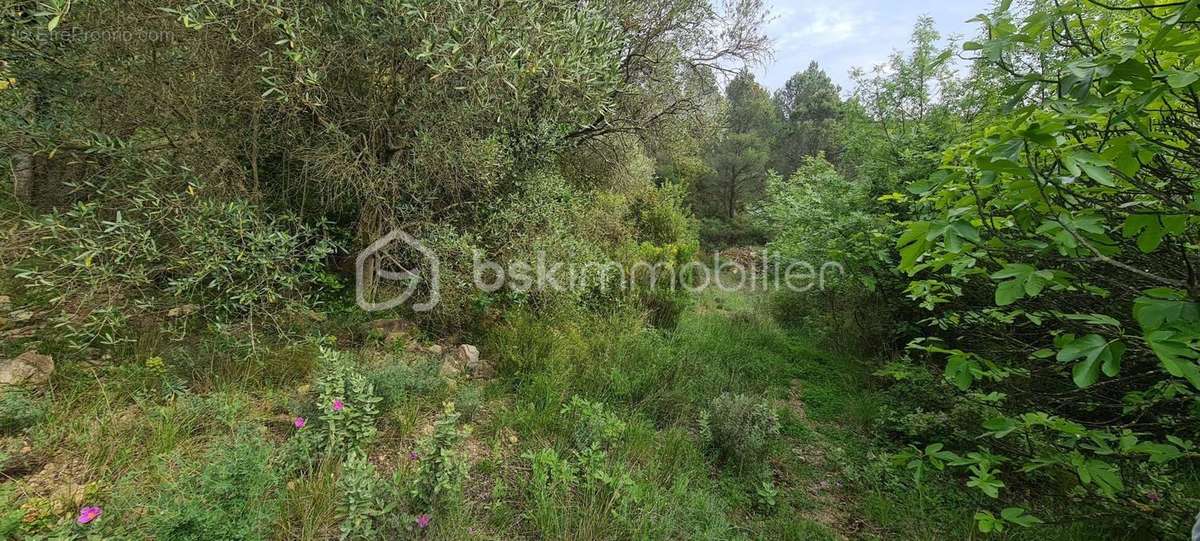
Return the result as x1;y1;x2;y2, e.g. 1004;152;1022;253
456;285;963;540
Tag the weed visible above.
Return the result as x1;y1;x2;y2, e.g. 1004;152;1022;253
337;450;384;540
411;402;470;511
0;389;47;434
560;396;627;450
699;392;781;467
151;431;281;540
367;356;446;411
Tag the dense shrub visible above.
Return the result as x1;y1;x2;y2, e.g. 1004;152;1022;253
151;432;281;541
14;176;337;348
887;3;1200;535
560;396;628;450
311;349;381;456
753;156;911;354
410;401;471;511
283;348;381;468
699;392;780;466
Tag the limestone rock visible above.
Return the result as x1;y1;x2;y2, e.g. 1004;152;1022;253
455;344;480;370
0;350;54;388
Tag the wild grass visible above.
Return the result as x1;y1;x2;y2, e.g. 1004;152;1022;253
1;273;1124;540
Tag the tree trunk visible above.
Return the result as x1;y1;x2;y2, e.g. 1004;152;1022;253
726;171;737;220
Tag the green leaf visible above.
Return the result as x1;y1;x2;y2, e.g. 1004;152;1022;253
1123;214;1168;252
975;511;1001;533
1076;459;1123;496
991;264;1052;305
1145;330;1200;389
1057;334;1125;387
897;222;931;272
1000;507;1043;527
1134;290;1199;330
945;354;978;391
1163;69;1199;89
1080;163;1115;186
995;279;1025;306
983;417;1019;438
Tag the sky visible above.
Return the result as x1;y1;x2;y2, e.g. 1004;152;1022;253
754;0;993;93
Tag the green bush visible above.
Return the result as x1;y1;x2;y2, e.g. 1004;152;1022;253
0;389;47;434
699;393;780;466
367;357;446;411
411;402;470;511
151;432;281;540
313;349;381;456
283;348;382;469
15;177;338;348
560;396;628;450
641;288;692;331
337;450;385;541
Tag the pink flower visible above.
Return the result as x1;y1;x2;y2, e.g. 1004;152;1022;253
77;506;102;525
1148;491;1162;503
294;417;306;429
332;399;344;412
408;451;419;461
416;514;431;529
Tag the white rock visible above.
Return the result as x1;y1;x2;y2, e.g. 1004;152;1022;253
455;344;480;370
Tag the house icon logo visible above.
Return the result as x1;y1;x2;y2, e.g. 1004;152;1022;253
355;228;440;312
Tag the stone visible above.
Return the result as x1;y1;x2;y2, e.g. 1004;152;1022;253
471;360;497;380
455;344;480;370
167;304;199;318
369;318;414;335
452;344;495;379
0;295;10;306
0;350;54;388
426;344;443;355
50;483;87;508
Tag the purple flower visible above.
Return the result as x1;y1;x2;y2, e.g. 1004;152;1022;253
416;514;431;529
408;451;420;461
77;506;102;525
294;417;306;429
332;399;344;412
1148;491;1162;503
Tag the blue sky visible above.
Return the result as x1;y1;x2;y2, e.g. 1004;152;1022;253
753;0;993;92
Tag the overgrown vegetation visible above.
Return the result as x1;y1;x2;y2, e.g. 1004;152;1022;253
2;0;1198;538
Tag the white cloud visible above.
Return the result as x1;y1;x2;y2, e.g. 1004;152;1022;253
754;0;990;91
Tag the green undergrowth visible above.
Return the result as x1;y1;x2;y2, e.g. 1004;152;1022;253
0;281;1124;540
